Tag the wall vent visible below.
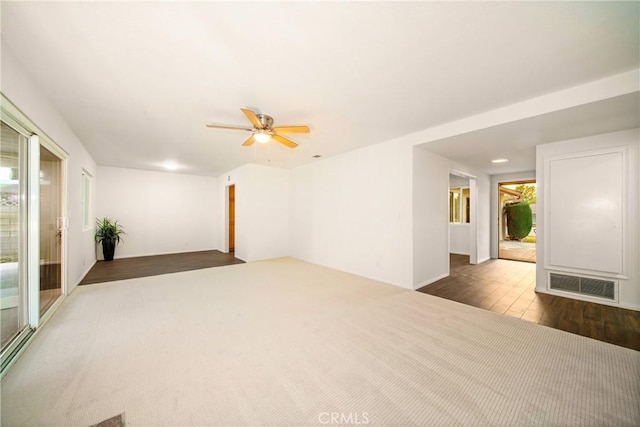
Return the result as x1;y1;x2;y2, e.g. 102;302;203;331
549;272;615;300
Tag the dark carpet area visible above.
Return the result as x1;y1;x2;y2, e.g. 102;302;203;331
79;250;244;285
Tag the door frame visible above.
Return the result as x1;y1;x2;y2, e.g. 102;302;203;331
449;169;478;265
36;138;68;325
227;184;235;252
490;172;536;259
1;94;68;377
496;178;536;262
223;183;236;254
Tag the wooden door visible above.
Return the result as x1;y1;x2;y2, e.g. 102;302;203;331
228;185;235;251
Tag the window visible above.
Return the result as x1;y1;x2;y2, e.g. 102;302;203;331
81;170;92;230
449;187;470;224
449;188;460;223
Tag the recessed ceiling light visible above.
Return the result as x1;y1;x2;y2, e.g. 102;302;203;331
491;158;509;164
162;161;179;170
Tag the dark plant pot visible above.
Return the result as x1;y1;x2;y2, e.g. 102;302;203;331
102;238;116;261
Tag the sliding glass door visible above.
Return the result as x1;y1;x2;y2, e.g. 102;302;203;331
1;96;68;372
0;122;29;351
39;146;63;317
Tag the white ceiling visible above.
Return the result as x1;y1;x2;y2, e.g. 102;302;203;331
1;1;638;176
419;92;640;175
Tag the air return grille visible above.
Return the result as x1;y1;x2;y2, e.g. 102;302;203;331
549;273;615;300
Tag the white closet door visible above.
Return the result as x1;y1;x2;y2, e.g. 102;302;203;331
547;150;624;275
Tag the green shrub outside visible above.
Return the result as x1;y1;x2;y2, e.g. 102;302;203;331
504;202;533;241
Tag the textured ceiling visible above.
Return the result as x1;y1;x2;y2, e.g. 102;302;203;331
2;1;638;176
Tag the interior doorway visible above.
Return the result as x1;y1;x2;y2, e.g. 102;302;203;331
498;180;536;263
228;184;235;252
448;171;478;265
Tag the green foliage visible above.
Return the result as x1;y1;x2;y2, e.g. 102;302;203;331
94;218;125;245
515;184;536;204
504;202;532;241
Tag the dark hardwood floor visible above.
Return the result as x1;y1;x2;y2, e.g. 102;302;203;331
79;250;244;285
418;254;640;351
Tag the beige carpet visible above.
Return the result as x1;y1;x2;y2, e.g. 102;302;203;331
1;258;638;426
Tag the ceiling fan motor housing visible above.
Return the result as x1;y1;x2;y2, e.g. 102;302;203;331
257;114;274;129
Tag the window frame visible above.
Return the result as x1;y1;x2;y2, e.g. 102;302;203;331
449;186;471;224
81;170;92;231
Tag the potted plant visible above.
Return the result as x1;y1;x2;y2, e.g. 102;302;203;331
95;218;125;261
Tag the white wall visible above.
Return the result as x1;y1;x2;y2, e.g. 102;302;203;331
219;163;290;262
450;225;470;255
413;148;450;287
1;40;97;292
413;148;492;287
475;173;491;263
449;175;469;187
290;140;414;289
490;171;536;259
536;129;639;310
96;166;218;259
215;137;490;292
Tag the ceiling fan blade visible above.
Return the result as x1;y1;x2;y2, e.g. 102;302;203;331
272;125;310;134
242;135;255;146
206;124;253;131
272;134;298;148
241;108;262;128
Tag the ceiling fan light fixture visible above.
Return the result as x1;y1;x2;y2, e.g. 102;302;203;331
207;108;308;149
254;131;271;144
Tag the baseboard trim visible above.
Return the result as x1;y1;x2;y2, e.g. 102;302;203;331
75;261;96;289
288;256;414;290
109;248;222;260
620;302;640;312
476;256;491;264
414;272;449;290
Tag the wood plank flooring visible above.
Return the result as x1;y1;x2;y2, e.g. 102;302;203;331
418;254;640;351
79;250;244;285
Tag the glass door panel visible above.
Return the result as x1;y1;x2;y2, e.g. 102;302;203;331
39;146;63;318
1;96;69;373
0;122;28;351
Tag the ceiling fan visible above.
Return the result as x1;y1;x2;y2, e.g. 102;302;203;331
206;108;310;148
